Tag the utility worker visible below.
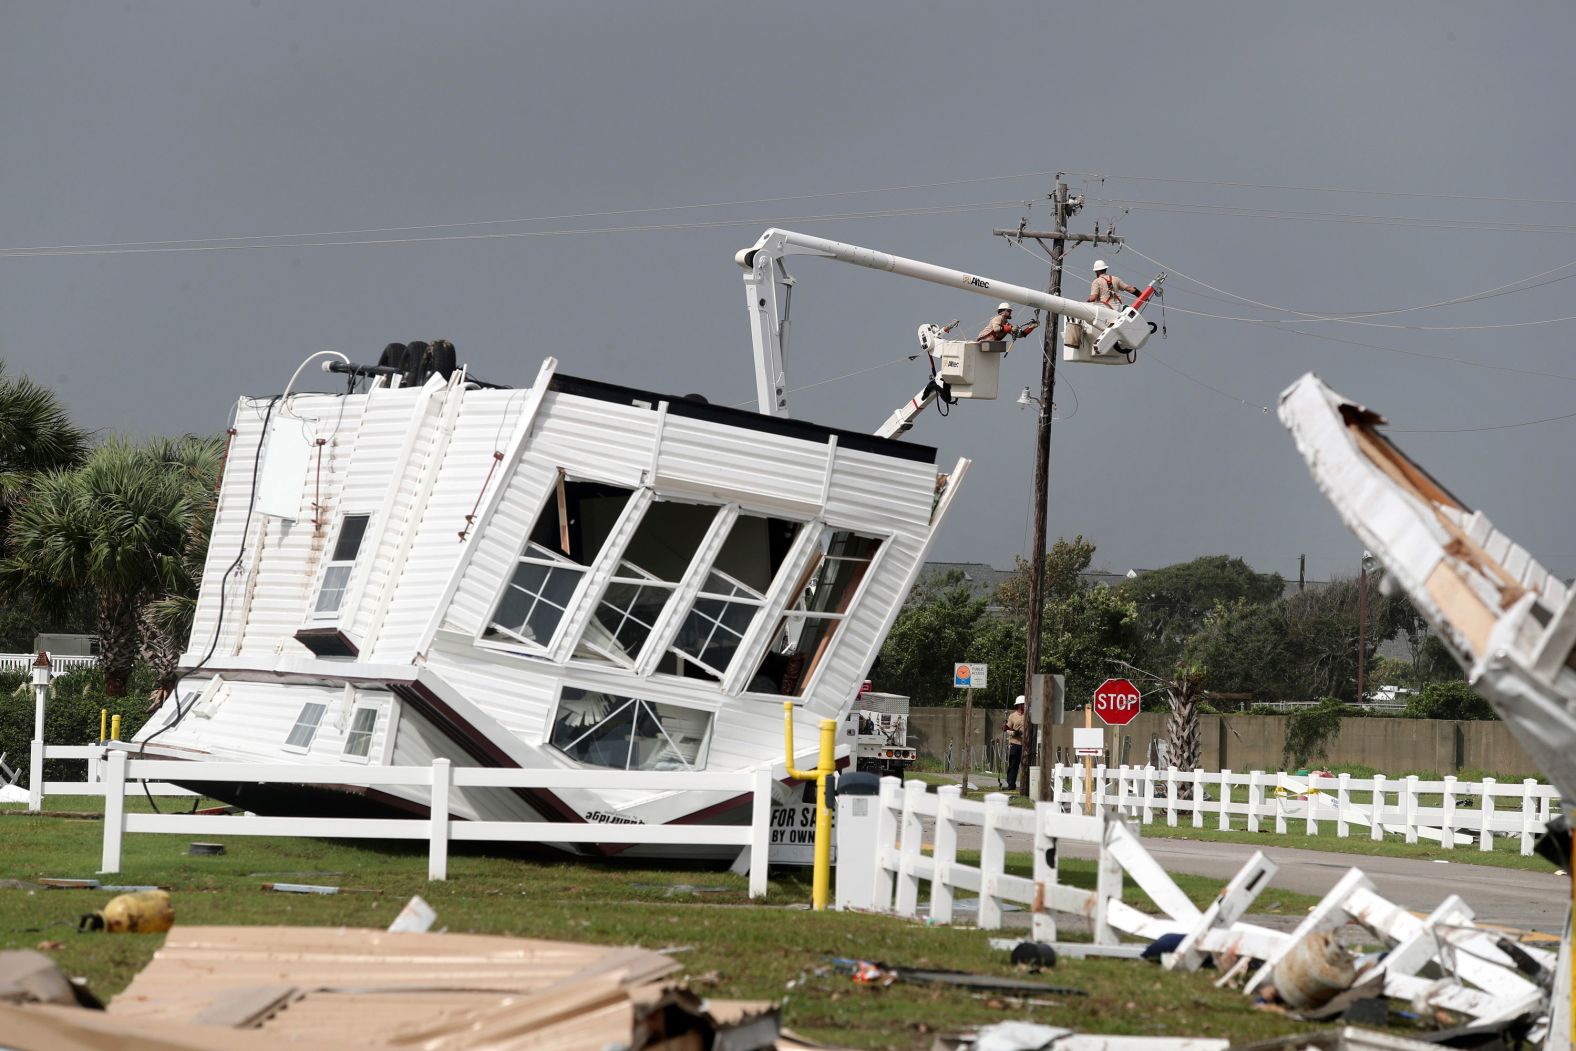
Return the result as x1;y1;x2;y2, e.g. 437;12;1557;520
1089;260;1140;311
976;302;1016;343
1004;697;1026;796
976;303;1038;343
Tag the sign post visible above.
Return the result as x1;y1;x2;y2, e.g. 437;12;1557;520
1084;678;1141;815
953;663;987;793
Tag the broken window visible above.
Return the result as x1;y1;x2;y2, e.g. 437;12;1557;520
284;701;328;752
667;513;802;681
484;477;634;648
548;687;711;771
343;706;378;760
314;514;371;616
748;530;881;695
576;500;718;668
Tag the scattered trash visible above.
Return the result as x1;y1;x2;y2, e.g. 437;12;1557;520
0;950;103;1008
187;842;225;856
260;882;379;895
1270;929;1356;1011
828;957;1085;997
79;889;173;934
38;878;99;890
33;941;62;952
936;1021;1228;1051
386;895;436;934
0;880;41;892
1006;941;1057;971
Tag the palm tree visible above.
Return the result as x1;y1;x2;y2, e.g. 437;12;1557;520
0;361;89;526
0;436;223;696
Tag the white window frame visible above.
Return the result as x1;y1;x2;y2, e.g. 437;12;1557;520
282;701;329;754
310;513;373;621
341;704;380;764
740;526;890;701
477;475;641;658
546;686;714;773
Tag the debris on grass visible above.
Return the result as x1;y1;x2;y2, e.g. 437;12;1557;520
385;895;436;934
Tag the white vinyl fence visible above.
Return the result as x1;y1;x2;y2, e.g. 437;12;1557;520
0;653;98;676
1049;764;1559;856
92;750;774;896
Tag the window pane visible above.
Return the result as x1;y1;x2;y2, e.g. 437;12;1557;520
486;561;585;645
315;565;353;614
674;596;756;674
711;514;800;594
344;707;377;758
285;702;327;750
750;531;882;696
618;501;716;582
526;481;633;567
332;514;371;562
586;580;673;660
549;688;710;771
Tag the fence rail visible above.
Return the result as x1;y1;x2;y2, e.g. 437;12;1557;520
1048;764;1559;856
94;750;773;896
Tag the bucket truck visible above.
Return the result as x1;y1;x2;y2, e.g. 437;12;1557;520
736;227;1164;437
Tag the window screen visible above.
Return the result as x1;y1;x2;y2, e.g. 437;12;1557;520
285;701;328;751
343;707;378;759
549;688;711;771
315;514;371;616
749;530;881;696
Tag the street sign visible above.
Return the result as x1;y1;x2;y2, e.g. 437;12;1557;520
1073;727;1105;757
1092;677;1142;726
952;663;988;689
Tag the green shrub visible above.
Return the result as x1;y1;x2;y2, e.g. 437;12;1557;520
0;664;155;787
1402;681;1496;721
1282;697;1352;768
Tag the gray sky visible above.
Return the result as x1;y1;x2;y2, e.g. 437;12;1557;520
3;1;1573;583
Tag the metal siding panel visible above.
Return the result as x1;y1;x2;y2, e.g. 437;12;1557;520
656;415;826;508
527;393;658;486
823;448;936;530
350;399;444;639
442;460;557;636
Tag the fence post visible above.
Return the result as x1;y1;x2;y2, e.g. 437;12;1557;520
1140;766;1155;825
1336;773;1351;838
100;749;127;874
1273;771;1288;835
1030;800;1059;944
1402;775;1419;844
428;758;451;881
1370;774;1387;841
1094;764;1109;819
871;777;901;911
1093;816;1124;946
1440;775;1457;850
978;792;1009;930
1191;768;1204;829
1246;771;1262;834
1165;767;1178;827
1218;769;1232;831
1479;778;1495;852
1519;779;1537;856
894;779;927;918
1116;764;1130;816
1305;772;1319;836
27;738;44;813
749;768;772;899
930;784;961;925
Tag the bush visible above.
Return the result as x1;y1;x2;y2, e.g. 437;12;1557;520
1282;697;1352;769
1402;681;1496;721
0;664;155;787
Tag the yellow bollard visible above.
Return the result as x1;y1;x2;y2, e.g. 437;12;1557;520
110;714;121;742
783;702;838;911
100;709;107;744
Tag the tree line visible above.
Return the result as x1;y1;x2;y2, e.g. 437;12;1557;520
872;539;1479;721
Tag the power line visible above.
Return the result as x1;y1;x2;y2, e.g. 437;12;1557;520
1386;409;1576;434
1146;352;1272;416
1068;171;1576;208
1090;195;1576;236
1121;244;1576;323
0;199;1024;259
0;170;1064;254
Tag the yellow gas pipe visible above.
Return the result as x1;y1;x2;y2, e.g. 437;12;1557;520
110;713;122;742
99;709;107;744
783;701;836;911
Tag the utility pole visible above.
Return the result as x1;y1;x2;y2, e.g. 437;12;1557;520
994;176;1123;801
1357;552;1370;705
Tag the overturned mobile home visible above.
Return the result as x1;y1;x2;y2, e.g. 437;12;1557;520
132;353;968;848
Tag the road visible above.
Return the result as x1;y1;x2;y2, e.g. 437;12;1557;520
935;818;1569;934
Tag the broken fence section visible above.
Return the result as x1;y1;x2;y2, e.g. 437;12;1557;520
837;777;1563;1042
1049;763;1558;856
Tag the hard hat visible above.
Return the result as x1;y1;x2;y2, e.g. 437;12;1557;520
997;302;1012;313
1014;695;1026;706
1092;260;1108;272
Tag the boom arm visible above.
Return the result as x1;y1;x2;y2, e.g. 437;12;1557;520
737;227;1126;418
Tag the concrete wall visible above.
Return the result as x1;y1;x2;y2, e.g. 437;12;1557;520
909;707;1540;777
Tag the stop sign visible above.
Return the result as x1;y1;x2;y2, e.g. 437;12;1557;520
1093;678;1142;726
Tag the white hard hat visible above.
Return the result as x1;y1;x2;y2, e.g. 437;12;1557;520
1092;260;1108;272
1014;695;1026;706
997;302;1012;312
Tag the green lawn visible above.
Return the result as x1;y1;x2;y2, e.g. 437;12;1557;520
0;797;1326;1049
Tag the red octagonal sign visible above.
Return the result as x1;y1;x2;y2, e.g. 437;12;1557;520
1093;678;1142;726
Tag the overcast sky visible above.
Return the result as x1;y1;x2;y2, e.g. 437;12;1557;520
3;1;1573;584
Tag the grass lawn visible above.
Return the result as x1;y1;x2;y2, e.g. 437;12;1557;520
0;797;1327;1049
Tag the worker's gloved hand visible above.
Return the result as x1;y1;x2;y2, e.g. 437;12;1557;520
1017;322;1039;337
